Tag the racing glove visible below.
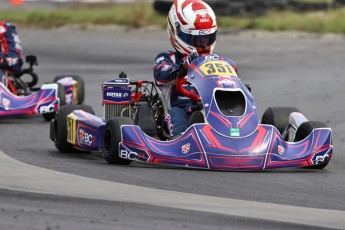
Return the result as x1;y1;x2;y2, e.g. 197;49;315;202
177;52;199;79
184;52;199;67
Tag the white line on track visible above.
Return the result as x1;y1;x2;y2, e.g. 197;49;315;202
0;149;344;229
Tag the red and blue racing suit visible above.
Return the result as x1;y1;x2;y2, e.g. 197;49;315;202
154;50;196;137
0;21;23;84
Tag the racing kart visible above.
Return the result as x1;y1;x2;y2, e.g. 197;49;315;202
0;55;85;121
50;54;333;170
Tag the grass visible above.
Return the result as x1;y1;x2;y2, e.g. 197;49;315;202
1;3;166;28
2;2;345;33
218;8;345;33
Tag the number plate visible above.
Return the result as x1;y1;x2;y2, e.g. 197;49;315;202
199;61;238;77
67;113;77;144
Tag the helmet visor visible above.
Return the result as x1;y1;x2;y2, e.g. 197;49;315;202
177;29;217;48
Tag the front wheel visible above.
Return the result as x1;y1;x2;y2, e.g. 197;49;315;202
261;107;300;134
294;121;330;169
102;117;134;164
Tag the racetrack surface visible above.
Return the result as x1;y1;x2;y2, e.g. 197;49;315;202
0;26;345;229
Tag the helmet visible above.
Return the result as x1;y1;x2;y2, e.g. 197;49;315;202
167;0;217;56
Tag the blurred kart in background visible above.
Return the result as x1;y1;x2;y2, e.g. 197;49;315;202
0;55;85;121
49;54;332;171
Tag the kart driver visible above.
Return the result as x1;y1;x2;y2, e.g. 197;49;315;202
0;21;23;84
154;0;237;137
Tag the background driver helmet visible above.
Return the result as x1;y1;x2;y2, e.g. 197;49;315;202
167;0;217;56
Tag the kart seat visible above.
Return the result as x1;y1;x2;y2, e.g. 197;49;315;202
134;101;158;136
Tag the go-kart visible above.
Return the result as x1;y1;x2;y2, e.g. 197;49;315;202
50;54;333;170
0;55;85;121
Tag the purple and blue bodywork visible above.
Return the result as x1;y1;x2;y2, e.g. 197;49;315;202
55;77;79;105
0;82;60;117
0;76;77;118
65;56;333;170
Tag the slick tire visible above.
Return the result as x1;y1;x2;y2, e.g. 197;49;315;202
42;83;66;121
54;75;85;104
102;117;134;164
261;107;300;134
294;121;330;169
52;104;95;153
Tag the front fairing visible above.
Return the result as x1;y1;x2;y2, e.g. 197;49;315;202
120;124;332;170
187;55;259;138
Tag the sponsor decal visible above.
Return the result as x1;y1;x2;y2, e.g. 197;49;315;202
204;54;220;62
107;92;123;98
78;128;85;144
38;104;55;113
230;128;240;137
199;29;211;35
217;79;234;86
200;18;210;23
194;13;213;29
155;56;164;65
120;149;138;160
103;87;131;103
5;57;19;66
2;98;10;107
65;93;73;104
182;143;191;154
315;153;330;165
78;128;96;146
13;33;23;51
278;145;285;155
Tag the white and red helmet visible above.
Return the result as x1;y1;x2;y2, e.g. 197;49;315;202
167;0;217;56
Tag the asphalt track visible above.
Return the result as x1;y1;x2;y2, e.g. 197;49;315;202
0;26;345;229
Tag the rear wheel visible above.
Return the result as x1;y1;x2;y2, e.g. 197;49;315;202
42;83;66;121
261;107;300;134
52;104;95;153
294;121;330;169
102;117;134;164
54;75;85;104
